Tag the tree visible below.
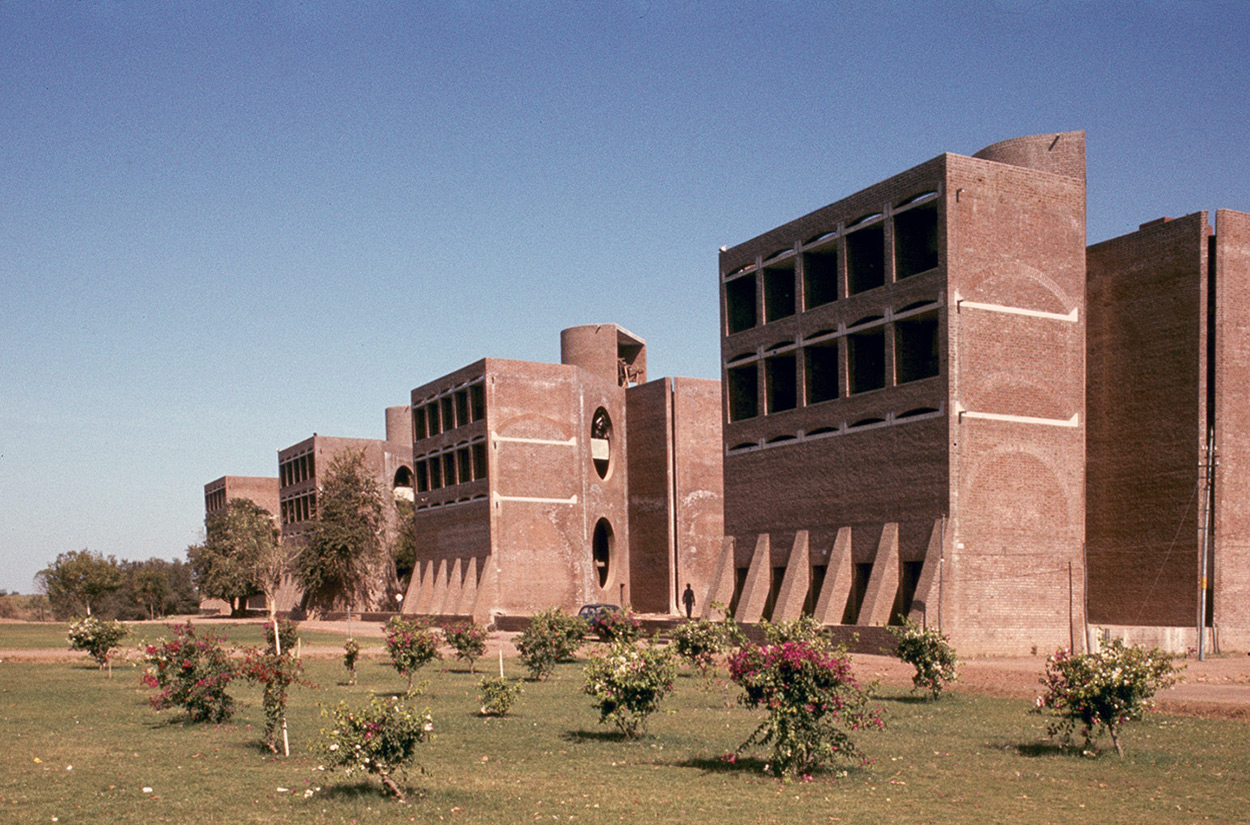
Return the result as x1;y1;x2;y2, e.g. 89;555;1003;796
36;549;122;618
187;499;278;616
296;449;384;615
392;497;418;592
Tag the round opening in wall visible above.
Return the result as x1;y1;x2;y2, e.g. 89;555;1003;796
592;518;614;589
591;407;612;479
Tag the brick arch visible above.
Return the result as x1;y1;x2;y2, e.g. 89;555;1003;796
960;447;1076;531
494;412;570;442
963;261;1074;315
963;370;1073;421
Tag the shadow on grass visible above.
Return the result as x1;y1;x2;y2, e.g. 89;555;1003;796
561;728;634;743
675;754;770;775
1014;742;1070;758
877;694;933;705
315;779;426;804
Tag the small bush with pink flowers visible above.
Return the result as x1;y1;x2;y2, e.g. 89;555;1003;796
727;640;882;777
140;623;236;723
384;616;442;694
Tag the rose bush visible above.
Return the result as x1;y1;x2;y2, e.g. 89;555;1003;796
888;618;958;699
670;618;728;674
240;647;310;754
343;637;361;685
588;608;642;643
728;640;882;777
478;675;522;717
384;616;442;694
516;608;587;680
140;623;236;723
583;640;676;737
443;621;488;672
313;696;433;801
67;616;128;670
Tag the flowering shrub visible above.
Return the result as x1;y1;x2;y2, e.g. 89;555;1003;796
516;608;587;680
728;640;882;777
67;616;128;670
443;621;488;672
313;696;433;801
583;640;676;737
888;618;958;699
762;615;833;650
343;638;361;685
140;623;236;723
384;616;442;693
478;675;522;716
264;618;300;655
239;648;309;754
670;619;728;674
588;608;642;643
1034;637;1183;757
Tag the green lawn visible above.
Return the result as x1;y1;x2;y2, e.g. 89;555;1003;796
0;621;377;653
0;650;1246;824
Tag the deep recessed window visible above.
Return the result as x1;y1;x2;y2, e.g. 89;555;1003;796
803;247;838;309
725;274;757;334
765;353;797;413
426;402;441;436
805;340;840;404
455;390;470;427
415;461;430;493
442;452;457;486
470;383;486;421
895;313;940;384
456;448;471;483
592;518;614;588
441;396;456;430
763;261;796;322
413;407;427;440
472;442;487;480
727;363;759;422
894;201;939;279
848;329;886;394
591;408;612;479
847;223;885;294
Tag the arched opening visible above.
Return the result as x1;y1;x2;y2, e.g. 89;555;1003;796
592;518;614;589
591;408;612;479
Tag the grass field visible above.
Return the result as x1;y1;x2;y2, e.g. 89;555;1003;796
1;637;1247;824
0;621;378;653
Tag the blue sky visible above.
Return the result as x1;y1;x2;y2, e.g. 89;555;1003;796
3;0;1248;594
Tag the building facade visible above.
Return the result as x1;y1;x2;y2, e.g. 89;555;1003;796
1087;209;1250;650
714;132;1088;655
402;324;723;622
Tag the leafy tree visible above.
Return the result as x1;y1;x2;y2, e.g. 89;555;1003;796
392;497;418;591
296;450;384;615
36;549;122;618
187;499;278;616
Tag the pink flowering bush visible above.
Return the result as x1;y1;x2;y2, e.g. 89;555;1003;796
140;623;236;723
1034;637;1182;758
670;618;728;675
583;640;676;737
443;621;488;672
588;608;642;643
384;616;442;694
727;640;883;777
313;696;433;801
239;647;310;754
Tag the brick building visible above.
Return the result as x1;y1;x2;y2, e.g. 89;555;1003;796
1087;209;1250;651
713;132;1088;655
401;324;723;623
203;475;279;518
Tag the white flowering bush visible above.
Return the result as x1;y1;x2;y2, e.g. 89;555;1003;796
67;616;128;670
1033;637;1182;758
313;696;434;801
888;617;958;699
583;640;676;738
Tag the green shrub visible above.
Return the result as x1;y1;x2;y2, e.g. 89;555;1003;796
313;696;433;801
583;640;676;737
761;614;833;649
384;616;442;694
444;621;488;672
140;623;236;723
478;675;522;716
264;618;299;655
516;608;587;680
1034;637;1183;757
670;618;728;674
727;640;882;777
67;616;128;670
888;618;958;699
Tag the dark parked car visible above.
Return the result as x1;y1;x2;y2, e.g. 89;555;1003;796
577;603;620;623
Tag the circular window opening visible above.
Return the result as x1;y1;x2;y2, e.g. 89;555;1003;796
590;407;612;479
592;518;614;589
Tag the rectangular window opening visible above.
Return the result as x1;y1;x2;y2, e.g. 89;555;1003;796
846;224;885;294
413;407;427;441
848;329;886;394
472;442;488;480
427;403;441;436
804;341;839;404
895;314;940;384
805;564;828;616
803;248;838;309
470;384;486;421
894;201;939;279
441;397;456;431
842;562;874;623
456;447;471;483
727;363;759;422
415;462;430;493
442;452;457;486
455;391;469;427
763;262;796;322
765;353;797;413
725;275;757;334
429;457;443;489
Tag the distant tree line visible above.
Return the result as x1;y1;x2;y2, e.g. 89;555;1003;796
35;549;199;621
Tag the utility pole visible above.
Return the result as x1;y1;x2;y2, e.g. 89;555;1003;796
1198;427;1217;661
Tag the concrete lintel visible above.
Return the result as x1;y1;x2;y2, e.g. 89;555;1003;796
736;534;772;623
701;536;737;620
771;531;811;623
814;527;854;624
857;523;900;626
